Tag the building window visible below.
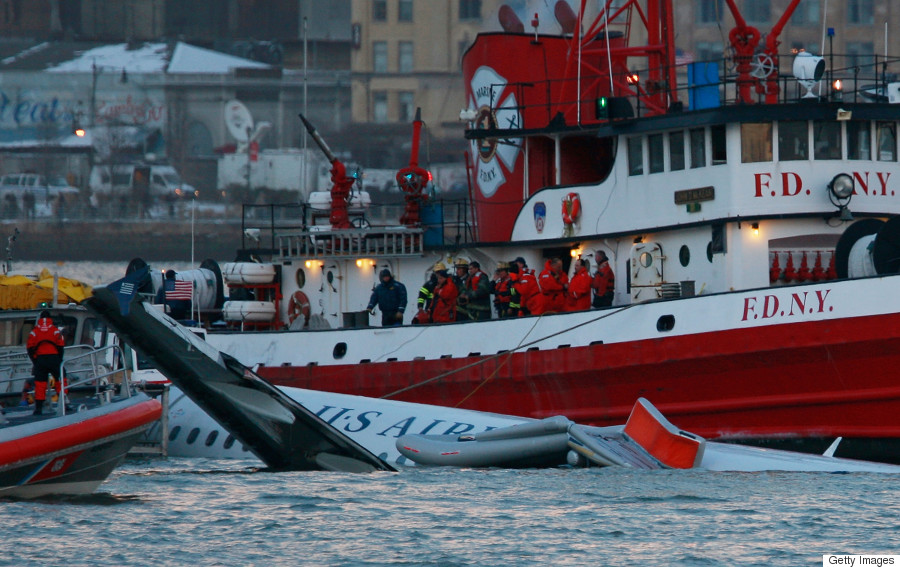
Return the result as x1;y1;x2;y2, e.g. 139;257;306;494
648;134;664;173
399;91;415;123
669;131;685;171
460;0;481;20
690;128;706;168
373;0;387;21
778;121;809;161
743;0;769;24
846;42;875;74
627;137;643;176
877;122;896;162
398;41;414;73
791;0;819;25
741;123;772;163
847;0;874;24
373;41;387;73
847;121;871;160
373;91;388;123
399;0;413;22
696;0;723;24
813;121;842;160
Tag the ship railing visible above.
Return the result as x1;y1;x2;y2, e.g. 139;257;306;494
0;344;120;404
240;198;475;257
58;344;132;413
277;226;424;259
484;51;900;129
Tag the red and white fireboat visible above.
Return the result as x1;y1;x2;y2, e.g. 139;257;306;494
157;1;900;463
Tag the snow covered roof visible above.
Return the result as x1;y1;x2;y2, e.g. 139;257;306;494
43;41;269;74
167;43;270;73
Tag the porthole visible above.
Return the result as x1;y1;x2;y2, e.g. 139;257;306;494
168;425;182;442
223;435;236;449
679;245;690;267
205;430;219;447
186;427;200;445
640;251;653;268
706;242;713;263
657;315;675;332
333;342;347;359
295;268;306;288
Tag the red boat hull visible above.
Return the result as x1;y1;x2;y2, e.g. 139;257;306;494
257;313;900;462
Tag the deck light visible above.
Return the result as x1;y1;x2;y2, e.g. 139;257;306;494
828;173;854;221
751;222;759;236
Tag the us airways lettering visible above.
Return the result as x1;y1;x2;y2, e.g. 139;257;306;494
315;405;499;437
754;172;894;197
740;289;833;321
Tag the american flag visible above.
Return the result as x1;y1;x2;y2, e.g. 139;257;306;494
166;280;193;301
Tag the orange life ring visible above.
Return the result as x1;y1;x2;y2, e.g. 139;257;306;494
562;192;581;225
288;290;311;325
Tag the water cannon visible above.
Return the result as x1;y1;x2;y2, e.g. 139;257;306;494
298;113;352;229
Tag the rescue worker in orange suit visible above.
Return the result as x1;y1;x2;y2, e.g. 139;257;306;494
565;258;592;312
26;310;65;415
460;260;491;320
492;262;513;319
430;266;459;323
536;257;568;314
509;257;539;317
592;250;616;308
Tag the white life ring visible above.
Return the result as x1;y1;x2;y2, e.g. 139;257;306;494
288;291;311;326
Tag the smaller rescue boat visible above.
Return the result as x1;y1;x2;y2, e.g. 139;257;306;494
0;343;161;499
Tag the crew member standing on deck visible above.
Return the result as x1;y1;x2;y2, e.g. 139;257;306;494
462;260;492;320
414;269;439;324
492;262;513;319
452;259;471;321
565;258;592;312
536;257;568;314
431;266;458;323
26;311;65;416
367;269;407;327
592;250;615;308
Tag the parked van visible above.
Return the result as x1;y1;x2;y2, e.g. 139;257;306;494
0;173;80;217
89;164;197;199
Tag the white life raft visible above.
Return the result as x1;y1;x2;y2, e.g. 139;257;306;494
222;262;276;285
222;300;277;322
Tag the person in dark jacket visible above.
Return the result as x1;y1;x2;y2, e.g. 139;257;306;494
367;269;408;326
26;310;65;415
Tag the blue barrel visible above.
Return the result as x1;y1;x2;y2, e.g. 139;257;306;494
421;202;443;246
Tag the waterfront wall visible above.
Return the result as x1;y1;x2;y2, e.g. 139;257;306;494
1;219;244;263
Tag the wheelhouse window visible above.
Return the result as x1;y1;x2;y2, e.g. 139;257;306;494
669;131;685;171
648;134;664;173
813;121;842;160
710;125;726;165
877;122;897;161
778;121;808;161
627;137;643;176
690;128;706;168
847;121;872;160
741;123;772;163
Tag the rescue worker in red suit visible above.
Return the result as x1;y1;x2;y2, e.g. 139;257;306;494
565;258;593;312
26;310;65;415
509;257;539;317
536;257;568;314
430;265;459;323
592;250;616;308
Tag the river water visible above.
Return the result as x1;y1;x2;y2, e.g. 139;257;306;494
2;457;897;566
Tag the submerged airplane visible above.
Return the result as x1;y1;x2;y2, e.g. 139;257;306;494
87;279;900;474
